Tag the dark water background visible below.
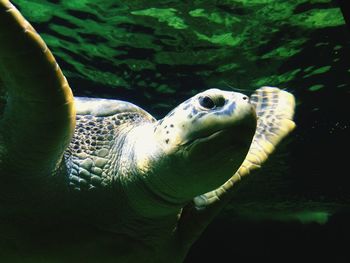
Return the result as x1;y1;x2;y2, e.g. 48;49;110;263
12;0;350;262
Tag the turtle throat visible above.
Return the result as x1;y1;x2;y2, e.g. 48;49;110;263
120;123;187;218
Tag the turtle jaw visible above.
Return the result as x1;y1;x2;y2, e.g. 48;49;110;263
132;114;257;210
180;100;257;164
145;90;257;202
181;111;256;149
176;115;256;196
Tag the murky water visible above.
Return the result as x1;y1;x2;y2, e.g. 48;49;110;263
5;0;350;262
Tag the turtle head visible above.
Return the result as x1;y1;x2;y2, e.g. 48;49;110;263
155;89;255;148
126;89;257;217
150;89;257;200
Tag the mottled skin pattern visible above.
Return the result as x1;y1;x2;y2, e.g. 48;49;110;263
0;1;296;262
66;111;146;191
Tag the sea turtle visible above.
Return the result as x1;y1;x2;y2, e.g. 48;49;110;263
0;1;296;262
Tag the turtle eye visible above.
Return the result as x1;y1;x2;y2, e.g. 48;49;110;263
216;96;225;107
199;96;215;109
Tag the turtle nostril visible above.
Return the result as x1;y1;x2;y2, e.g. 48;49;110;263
242;96;248;101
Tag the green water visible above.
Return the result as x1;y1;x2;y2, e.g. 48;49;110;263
8;0;350;262
14;0;348;113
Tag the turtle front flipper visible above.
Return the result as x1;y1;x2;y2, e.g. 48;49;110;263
0;0;75;177
194;87;296;209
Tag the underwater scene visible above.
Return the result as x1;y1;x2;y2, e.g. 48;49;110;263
0;0;350;262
